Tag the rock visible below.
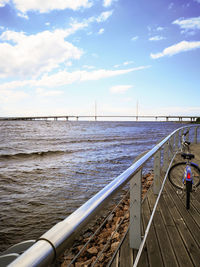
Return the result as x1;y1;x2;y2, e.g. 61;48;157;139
64;253;74;260
107;214;114;221
103;243;110;252
115;217;121;226
99;230;111;239
79;257;95;266
75;262;83;267
111;231;120;240
125;212;129;219
77;245;83;252
123;205;129;211
87;246;98;255
61;260;73;267
116;210;124;217
83;230;93;239
97;252;104;262
111;241;120;252
106;223;111;228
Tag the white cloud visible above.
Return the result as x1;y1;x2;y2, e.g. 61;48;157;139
168;2;174;9
0;80;34;90
98;28;104;34
149;35;165;41
0;89;28;103
12;0;92;13
122;97;133;102
0;66;150;90
37;67;147;87
151;41;200;59
157;106;200;116
114;61;134;68
36;88;63;97
17;12;29;19
103;0;117;7
82;65;95;69
103;0;112;7
123;61;134;65
147;26;165;35
96;10;113;22
0;0;9;7
131;36;138;41
110;85;133;94
173;17;200;34
79;66;149;82
0;29;83;78
66;11;113;32
156;26;164;31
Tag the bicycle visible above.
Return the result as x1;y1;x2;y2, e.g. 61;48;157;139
168;130;200;209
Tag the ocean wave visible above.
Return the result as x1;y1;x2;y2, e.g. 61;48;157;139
0;150;73;160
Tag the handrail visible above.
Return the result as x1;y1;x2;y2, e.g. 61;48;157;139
8;125;200;266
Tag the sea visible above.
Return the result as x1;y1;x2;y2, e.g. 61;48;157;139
0;120;186;252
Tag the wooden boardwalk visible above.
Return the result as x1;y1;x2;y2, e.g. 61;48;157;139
110;144;200;267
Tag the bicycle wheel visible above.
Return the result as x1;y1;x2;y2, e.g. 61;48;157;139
168;162;200;190
186;181;192;209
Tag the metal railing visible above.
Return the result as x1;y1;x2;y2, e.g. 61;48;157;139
2;124;199;266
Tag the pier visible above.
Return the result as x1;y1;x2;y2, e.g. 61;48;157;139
111;144;200;266
0;115;199;122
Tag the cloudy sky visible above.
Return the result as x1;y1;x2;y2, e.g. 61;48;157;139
0;0;200;117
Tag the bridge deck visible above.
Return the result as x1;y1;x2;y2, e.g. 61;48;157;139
110;144;200;267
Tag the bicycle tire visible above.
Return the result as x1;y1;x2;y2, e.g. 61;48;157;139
168;162;200;190
186;181;192;209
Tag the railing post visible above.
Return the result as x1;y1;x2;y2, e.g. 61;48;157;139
180;128;184;138
163;142;169;173
129;169;142;249
169;135;174;161
194;127;198;144
186;127;190;141
175;131;179;151
153;150;161;195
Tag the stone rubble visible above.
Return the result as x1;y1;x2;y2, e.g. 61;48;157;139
59;173;153;267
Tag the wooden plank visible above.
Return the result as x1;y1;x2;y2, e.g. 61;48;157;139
166;181;200;246
192;188;200;202
136;213;149;267
119;231;133;267
160;190;194;266
169;183;200;229
192;199;200;217
188;200;200;228
110;251;119;267
147;190;179;267
165;182;200;266
136;245;149;267
141;196;163;267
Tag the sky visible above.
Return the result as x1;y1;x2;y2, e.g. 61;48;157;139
0;0;200;118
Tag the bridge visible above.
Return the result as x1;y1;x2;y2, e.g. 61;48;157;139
0;115;199;122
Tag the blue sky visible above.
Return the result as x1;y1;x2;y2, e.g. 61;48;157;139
0;0;200;118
